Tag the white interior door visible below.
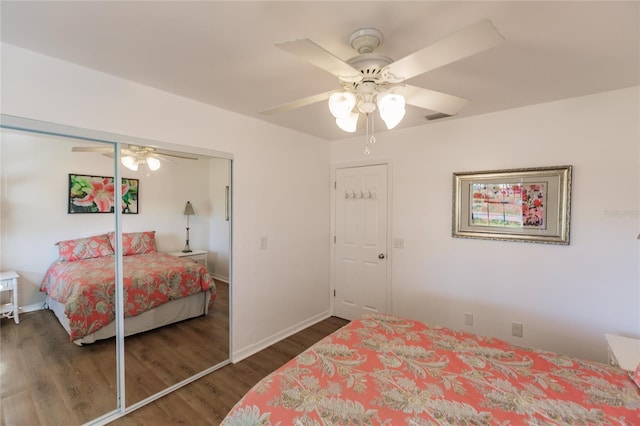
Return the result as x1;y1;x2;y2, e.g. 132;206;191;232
334;164;388;320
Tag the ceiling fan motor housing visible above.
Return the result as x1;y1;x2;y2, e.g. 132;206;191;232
346;54;393;80
343;53;395;114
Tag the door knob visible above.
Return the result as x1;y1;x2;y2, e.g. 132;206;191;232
378;253;385;259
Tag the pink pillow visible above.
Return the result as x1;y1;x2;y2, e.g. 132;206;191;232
109;231;156;256
57;234;114;261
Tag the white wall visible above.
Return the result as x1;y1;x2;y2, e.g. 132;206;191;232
0;43;331;360
330;86;640;362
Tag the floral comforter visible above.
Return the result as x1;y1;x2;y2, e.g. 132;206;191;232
40;252;215;341
222;314;640;425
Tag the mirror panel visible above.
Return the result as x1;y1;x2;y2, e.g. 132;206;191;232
118;145;231;405
0;129;118;423
0;121;231;424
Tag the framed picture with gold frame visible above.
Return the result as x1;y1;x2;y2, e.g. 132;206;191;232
453;166;571;244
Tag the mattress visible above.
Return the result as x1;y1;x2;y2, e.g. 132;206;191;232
40;252;215;341
222;313;640;425
46;291;210;345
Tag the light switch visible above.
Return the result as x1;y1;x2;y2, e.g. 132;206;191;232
465;312;473;326
260;236;268;250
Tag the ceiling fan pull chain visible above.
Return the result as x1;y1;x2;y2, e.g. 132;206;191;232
364;114;371;156
370;113;376;144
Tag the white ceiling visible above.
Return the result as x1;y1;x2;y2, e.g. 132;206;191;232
1;1;638;141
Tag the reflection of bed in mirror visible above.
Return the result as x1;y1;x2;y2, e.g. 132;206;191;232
39;231;216;345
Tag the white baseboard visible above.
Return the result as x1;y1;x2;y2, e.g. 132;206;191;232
20;302;46;313
211;273;229;283
231;310;331;363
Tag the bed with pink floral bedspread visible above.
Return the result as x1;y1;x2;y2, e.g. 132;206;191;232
40;252;215;343
222;313;640;425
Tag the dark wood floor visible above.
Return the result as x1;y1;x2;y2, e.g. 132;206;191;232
110;316;349;425
1;280;348;426
1;280;230;426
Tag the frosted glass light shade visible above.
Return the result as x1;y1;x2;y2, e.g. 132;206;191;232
336;112;359;133
377;93;406;130
146;156;161;171
121;156;139;171
328;92;357;118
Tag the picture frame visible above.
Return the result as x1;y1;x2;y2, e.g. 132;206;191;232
452;166;571;244
68;174;139;214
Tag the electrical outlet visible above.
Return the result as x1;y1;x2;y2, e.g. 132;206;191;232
260;236;268;250
512;322;523;337
464;312;473;326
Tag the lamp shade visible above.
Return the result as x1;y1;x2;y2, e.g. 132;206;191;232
183;201;195;216
121;156;139;171
328;92;357;118
146;156;161;171
377;93;406;130
335;112;359;133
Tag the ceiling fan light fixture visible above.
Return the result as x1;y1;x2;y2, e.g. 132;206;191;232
146;156;161;171
328;92;357;118
121;155;139;171
336;112;359;133
378;93;406;129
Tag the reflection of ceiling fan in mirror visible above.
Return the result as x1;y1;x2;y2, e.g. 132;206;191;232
261;20;504;132
72;145;198;172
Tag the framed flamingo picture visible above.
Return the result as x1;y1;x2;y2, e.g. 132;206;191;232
68;174;139;214
452;166;571;244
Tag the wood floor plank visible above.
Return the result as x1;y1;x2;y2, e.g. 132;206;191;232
19;334;79;426
1;390;42;426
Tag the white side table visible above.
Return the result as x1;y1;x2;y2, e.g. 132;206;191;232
605;333;640;371
168;249;208;268
0;270;20;324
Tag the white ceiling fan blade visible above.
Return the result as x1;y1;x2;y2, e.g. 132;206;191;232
276;39;362;82
88;147;196;163
383;19;505;82
152;152;198;160
71;146;113;153
259;90;334;115
150;154;177;165
397;84;469;116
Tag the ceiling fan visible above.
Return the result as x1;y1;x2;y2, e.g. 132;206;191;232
72;145;197;172
261;20;504;132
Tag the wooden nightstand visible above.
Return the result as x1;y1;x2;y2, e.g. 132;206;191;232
605;333;640;371
0;270;20;324
168;249;208;268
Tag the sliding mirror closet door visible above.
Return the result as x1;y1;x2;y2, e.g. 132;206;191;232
0;129;119;424
119;145;231;407
1;117;232;424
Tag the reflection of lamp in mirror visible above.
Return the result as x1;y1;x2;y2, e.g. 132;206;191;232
182;201;195;253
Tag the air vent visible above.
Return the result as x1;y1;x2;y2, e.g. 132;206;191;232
425;113;452;121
